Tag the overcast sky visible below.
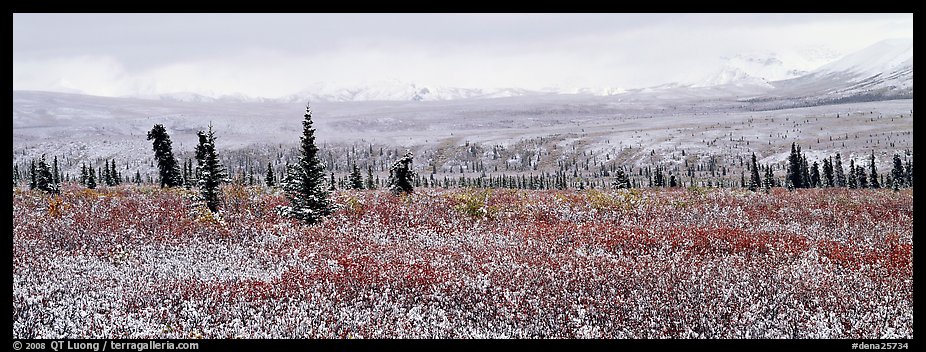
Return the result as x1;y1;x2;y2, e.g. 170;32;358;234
12;13;913;98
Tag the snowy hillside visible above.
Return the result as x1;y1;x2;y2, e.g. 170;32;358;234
814;39;913;79
770;39;913;101
135;39;909;104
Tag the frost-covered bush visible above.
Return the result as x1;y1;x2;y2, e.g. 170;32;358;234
13;186;913;338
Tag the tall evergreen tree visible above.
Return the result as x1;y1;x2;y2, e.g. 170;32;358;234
763;165;774;192
653;166;665;187
365;165;376;190
891;154;905;189
86;162;97;189
34;155;58;194
135;170;142;185
904;160;913;187
181;160;188;187
612;167;631;189
195;124;228;213
348;164;364;189
13;164;20;187
800;154;811;189
822;157;834;187
187;159;196;188
80;163;88;186
265;162;276;187
868;151;880;189
111;160;120;185
147;124;183;188
847;159;858;189
749;153;761;191
102;160;112;186
834;153;847;187
52;156;60;185
280;104;333;224
328;172;336;191
29;160;36;190
787;143;803;189
810;162;821;188
388;151;416;195
856;164;868;189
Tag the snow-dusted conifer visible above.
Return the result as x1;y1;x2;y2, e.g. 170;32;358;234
612;167;631;189
35;155;58;194
365;165;376;190
349;164;364;189
195;124;228;212
834;153;847;187
749;153;761;192
279;104;333;224
147;124;183;188
388;151;415;195
265;162;275;187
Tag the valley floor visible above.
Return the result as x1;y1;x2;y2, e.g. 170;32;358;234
12;186;912;338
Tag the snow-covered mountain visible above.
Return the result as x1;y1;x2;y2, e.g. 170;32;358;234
38;38;912;106
814;39;912;79
693;45;846;89
770;38;913;101
695;54;795;88
269;80;555;103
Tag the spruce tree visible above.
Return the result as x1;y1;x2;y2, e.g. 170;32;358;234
800;154;811;189
822;157;834;187
868;151;880;189
280;104;333;224
349;164;364;189
388;151;416;195
29;160;36;190
102;160;112;186
653;166;665;187
265;162;276;187
834;153;847;187
86;162;97;189
248;166;255;186
80;163;88;186
147;124;183;188
856;165;868;189
904;160;913;187
787;143;802;189
749;153;761;191
763;165;773;192
195;124;228;213
612;167;631;189
35;155;58;194
890;154;905;189
847;159;858;189
365;165;376;190
52;156;60;186
187;159;196;188
810;162;821;188
134;170;142;185
181;160;188;187
111;160;120;185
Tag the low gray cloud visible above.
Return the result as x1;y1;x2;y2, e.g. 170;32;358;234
12;13;913;98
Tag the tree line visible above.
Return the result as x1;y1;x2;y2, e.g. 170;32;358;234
14;107;914;225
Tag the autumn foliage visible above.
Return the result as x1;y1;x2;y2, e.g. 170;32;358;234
12;185;912;338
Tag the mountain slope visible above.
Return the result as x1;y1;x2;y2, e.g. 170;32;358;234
769;39;913;101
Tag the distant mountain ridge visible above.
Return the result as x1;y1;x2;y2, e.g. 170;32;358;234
26;38;915;105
